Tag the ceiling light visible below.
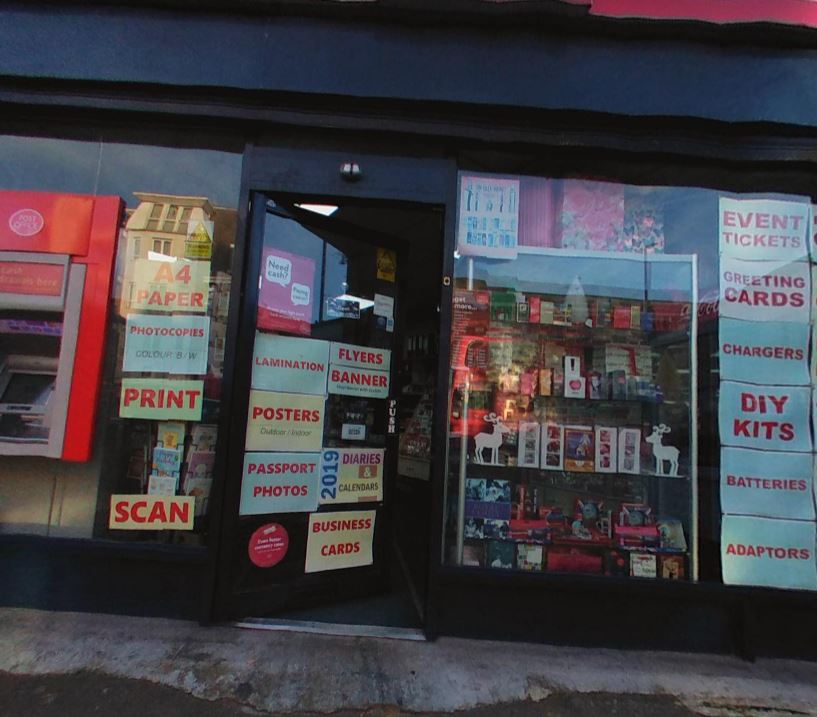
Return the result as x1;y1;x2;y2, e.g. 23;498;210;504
295;203;339;216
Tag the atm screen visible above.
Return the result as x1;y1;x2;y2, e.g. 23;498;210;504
0;373;55;410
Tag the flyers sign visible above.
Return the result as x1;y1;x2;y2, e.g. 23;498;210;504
305;510;376;573
240;452;320;515
120;378;204;420
252;333;329;395
721;515;817;591
128;259;210;313
718;381;811;453
328;365;389;399
720;448;815;521
319;448;384;505
109;495;195;530
719;256;810;323
718;318;809;385
330;342;391;372
719;197;809;263
123;314;210;375
245;390;325;452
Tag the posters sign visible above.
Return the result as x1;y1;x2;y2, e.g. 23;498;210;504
305;510;376;573
251;333;329;395
248;523;289;568
240;452;320;515
328;365;390;399
720;448;816;521
129;258;210;313
120;378;204;421
719;197;809;262
319;448;384;505
245;390;325;452
123;314;210;375
109;495;195;530
457;175;520;259
330;342;391;372
718;381;811;452
718;318;809;385
721;515;817;590
258;248;315;336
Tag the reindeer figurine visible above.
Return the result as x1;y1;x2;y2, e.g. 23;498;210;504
645;424;679;476
473;413;510;465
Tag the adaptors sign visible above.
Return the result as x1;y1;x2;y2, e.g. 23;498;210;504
245;390;325;452
328;342;391;399
128;259;210;313
123;314;210;375
305;510;376;573
240;452;320;515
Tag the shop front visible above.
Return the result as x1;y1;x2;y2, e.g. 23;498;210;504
2;2;817;658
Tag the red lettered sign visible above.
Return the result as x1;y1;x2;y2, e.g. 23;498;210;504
108;495;195;530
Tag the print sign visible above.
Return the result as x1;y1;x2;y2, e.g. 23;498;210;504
240;452;320;515
718;318;809;385
245;390;325;452
123;314;210;375
719;197;809;262
129;259;210;313
258;248;315;336
305;510;376;573
251;333;329;395
120;378;204;420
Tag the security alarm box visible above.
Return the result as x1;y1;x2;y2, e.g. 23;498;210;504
0;191;122;460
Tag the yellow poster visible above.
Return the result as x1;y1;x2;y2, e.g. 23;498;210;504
109;495;195;530
305;510;376;573
376;248;396;282
319;448;384;505
245;389;325;452
126;258;210;313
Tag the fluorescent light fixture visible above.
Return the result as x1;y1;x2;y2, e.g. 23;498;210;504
295;203;339;216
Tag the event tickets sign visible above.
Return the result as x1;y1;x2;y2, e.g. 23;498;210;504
721;515;817;590
718;318;809;385
252;333;329;395
718;381;811;452
240;452;320;515
305;510;376;573
719;197;809;263
319;448;384;505
109;495;195;530
330;342;391;372
718;256;810;323
123;314;210;375
120;378;204;420
327;364;390;399
129;258;210;313
720;448;815;521
245;390;325;452
257;248;315;336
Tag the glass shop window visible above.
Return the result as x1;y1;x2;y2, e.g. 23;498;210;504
444;172;817;590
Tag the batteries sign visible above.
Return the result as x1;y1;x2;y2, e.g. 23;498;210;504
123;314;210;375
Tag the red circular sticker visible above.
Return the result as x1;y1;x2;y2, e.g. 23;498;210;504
248;523;289;568
8;208;44;237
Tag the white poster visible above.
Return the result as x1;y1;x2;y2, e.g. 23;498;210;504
123;314;210;375
251;333;329;395
721;515;817;590
327;364;389;399
457;175;520;259
719;197;809;262
719;256;810;323
330;342;391;372
720;448;815;521
239;452;320;515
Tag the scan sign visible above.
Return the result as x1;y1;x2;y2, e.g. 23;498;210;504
128;258;210;313
305;510;376;573
123;314;210;375
240;452;320;515
245;390;325;452
109;495;195;530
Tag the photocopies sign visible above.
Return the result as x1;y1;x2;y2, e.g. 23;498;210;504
123;314;210;374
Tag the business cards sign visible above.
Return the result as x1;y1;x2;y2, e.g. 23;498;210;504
120;378;204;420
252;333;329;395
123;314;210;375
245;390;325;452
305;510;376;573
129;259;210;313
240;452;320;515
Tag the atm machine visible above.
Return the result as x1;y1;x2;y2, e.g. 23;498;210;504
0;192;122;460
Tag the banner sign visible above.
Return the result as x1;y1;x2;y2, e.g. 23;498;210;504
719;256;810;323
721;515;817;590
718;318;809;385
109;495;195;530
305;510;376;573
252;333;329;395
457;175;520;259
240;452;320;515
719;197;809;262
257;248;315;336
720;448;815;521
129;258;210;313
319;448;384;505
120;378;204;420
718;381;811;452
330;342;391;372
123;314;210;375
327;364;390;399
245;390;325;452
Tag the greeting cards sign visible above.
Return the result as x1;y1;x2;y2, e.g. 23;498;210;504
719;197;809;262
719;256;810;323
319;448;384;505
305;510;376;573
721;515;817;590
718;318;809;385
252;333;329;395
129;259;210;313
257;248;315;336
123;314;210;375
120;378;204;420
245;390;325;452
718;381;811;453
457;175;520;259
240;452;320;515
720;448;815;521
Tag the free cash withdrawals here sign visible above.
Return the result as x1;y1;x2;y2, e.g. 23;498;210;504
719;197;809;263
245;390;325;452
240;452;320;515
305;510;376;573
251;333;329;395
128;258;210;313
120;378;204;421
123;314;210;375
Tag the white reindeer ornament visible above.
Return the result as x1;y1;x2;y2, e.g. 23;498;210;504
645;424;679;476
473;413;510;465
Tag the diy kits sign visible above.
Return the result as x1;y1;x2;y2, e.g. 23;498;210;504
128;258;210;313
123;314;210;375
245;390;325;452
257;248;315;336
319;448;384;505
719;197;809;262
305;510;376;573
109;495;195;530
252;333;329;395
120;378;204;421
240;452;320;515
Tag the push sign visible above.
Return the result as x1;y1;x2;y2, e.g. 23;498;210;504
387;399;398;435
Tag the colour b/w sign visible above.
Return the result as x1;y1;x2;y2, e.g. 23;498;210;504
123;314;210;375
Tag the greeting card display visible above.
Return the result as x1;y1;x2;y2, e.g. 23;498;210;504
564;426;594;472
517;422;541;468
594;426;617;473
541;423;564;470
617;428;641;474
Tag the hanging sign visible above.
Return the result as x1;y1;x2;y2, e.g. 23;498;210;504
720;448;815;521
376;247;397;282
251;333;329;395
717;381;811;452
328;365;390;399
109;495;195;530
120;378;204;420
456;175;520;259
305;510;376;573
245;390;325;452
184;220;213;259
330;342;391;372
123;314;210;375
258;248;315;336
721;515;817;590
719;197;809;262
319;448;384;505
718;318;809;385
719;256;810;324
128;258;210;313
239;452;320;515
248;523;289;568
